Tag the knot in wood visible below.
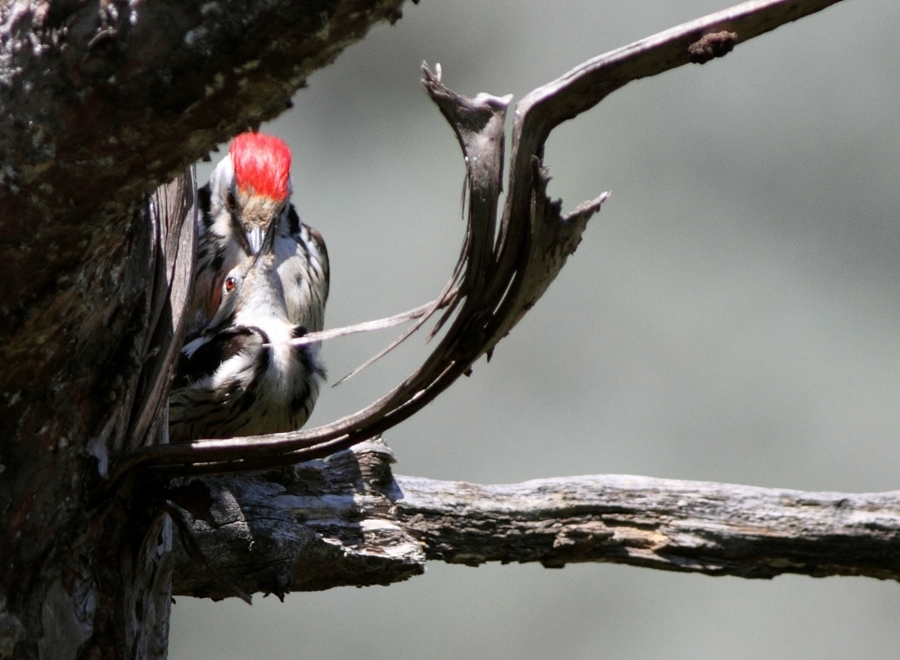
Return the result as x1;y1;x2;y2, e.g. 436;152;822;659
688;31;738;64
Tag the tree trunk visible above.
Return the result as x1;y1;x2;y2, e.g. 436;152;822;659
0;0;860;656
0;173;195;658
0;2;406;656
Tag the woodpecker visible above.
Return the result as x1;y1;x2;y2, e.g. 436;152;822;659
169;217;326;443
189;132;329;336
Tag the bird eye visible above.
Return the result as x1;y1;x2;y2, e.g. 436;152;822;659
224;276;238;293
226;191;236;210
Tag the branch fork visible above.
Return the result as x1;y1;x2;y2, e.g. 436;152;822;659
116;0;847;479
116;51;610;478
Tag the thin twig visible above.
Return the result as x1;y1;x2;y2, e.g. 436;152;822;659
282;295;454;347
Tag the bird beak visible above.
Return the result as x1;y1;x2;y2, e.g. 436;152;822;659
245;225;264;255
250;216;279;267
237;193;283;255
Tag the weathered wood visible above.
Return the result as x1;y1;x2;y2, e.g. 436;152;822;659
172;441;900;600
0;172;195;659
0;0;869;655
117;0;851;478
0;1;407;656
169;441;424;600
395;477;900;579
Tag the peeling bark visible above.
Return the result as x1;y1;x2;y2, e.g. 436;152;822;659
0;173;194;659
0;0;868;656
172;441;900;601
169;441;425;600
1;2;407;657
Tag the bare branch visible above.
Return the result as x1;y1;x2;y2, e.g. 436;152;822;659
514;0;847;147
284;296;454;348
169;441;425;599
396;476;900;579
171;442;900;599
115;0;846;478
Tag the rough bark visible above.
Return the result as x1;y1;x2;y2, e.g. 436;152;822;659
168;441;425;600
0;1;406;656
171;441;900;601
0;0;866;656
0;171;195;659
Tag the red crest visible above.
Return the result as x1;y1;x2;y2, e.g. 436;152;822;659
229;132;292;201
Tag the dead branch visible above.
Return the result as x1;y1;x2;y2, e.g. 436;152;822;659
171;441;900;600
115;0;848;479
1;3;403;653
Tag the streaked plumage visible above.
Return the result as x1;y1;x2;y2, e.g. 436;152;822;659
169;219;325;443
188;132;329;335
171;132;329;442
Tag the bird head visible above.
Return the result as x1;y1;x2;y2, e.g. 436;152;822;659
207;214;286;332
210;132;293;255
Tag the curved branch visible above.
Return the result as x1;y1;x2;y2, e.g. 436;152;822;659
515;0;847;148
112;72;523;477
115;0;846;478
171;442;900;600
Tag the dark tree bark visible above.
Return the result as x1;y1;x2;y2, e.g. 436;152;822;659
0;0;869;658
0;2;405;658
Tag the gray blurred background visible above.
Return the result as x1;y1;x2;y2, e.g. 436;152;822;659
170;0;900;657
